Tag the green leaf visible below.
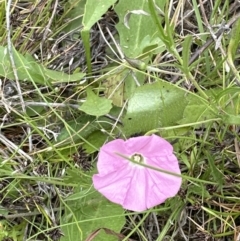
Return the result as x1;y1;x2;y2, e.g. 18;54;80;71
0;46;45;84
223;114;240;124
123;82;219;135
0;46;85;85
44;68;85;83
57;114;116;147
178;103;215;125
123;81;190;135
82;131;107;154
25;53;85;83
141;36;165;55
182;35;192;71
79;89;112;116
26;105;45;117
61;190;125;241
56;115;96;145
203;150;224;187
115;0;166;57
82;0;117;31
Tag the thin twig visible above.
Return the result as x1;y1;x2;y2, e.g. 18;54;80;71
0;207;63;219
188;29;224;66
172;11;240;83
40;0;59;60
21;101;79;109
189;12;240;65
0;133;33;162
97;22;120;60
5;0;33;153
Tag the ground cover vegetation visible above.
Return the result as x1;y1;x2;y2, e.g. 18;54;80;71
0;0;240;240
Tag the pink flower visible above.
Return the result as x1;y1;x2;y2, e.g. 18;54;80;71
92;134;182;212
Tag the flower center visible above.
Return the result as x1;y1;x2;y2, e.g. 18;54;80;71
131;153;144;163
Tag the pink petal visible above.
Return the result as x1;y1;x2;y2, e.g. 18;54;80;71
145;155;180;174
93;164;134;206
124;158;181;211
125;134;173;156
144;167;181;208
92;135;182;212
96;139;133;175
93;166;149;211
93;163;181;212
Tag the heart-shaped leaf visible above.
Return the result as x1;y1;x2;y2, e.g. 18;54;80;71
61;190;125;241
123;81;190;135
115;0;167;58
79;89;112;116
